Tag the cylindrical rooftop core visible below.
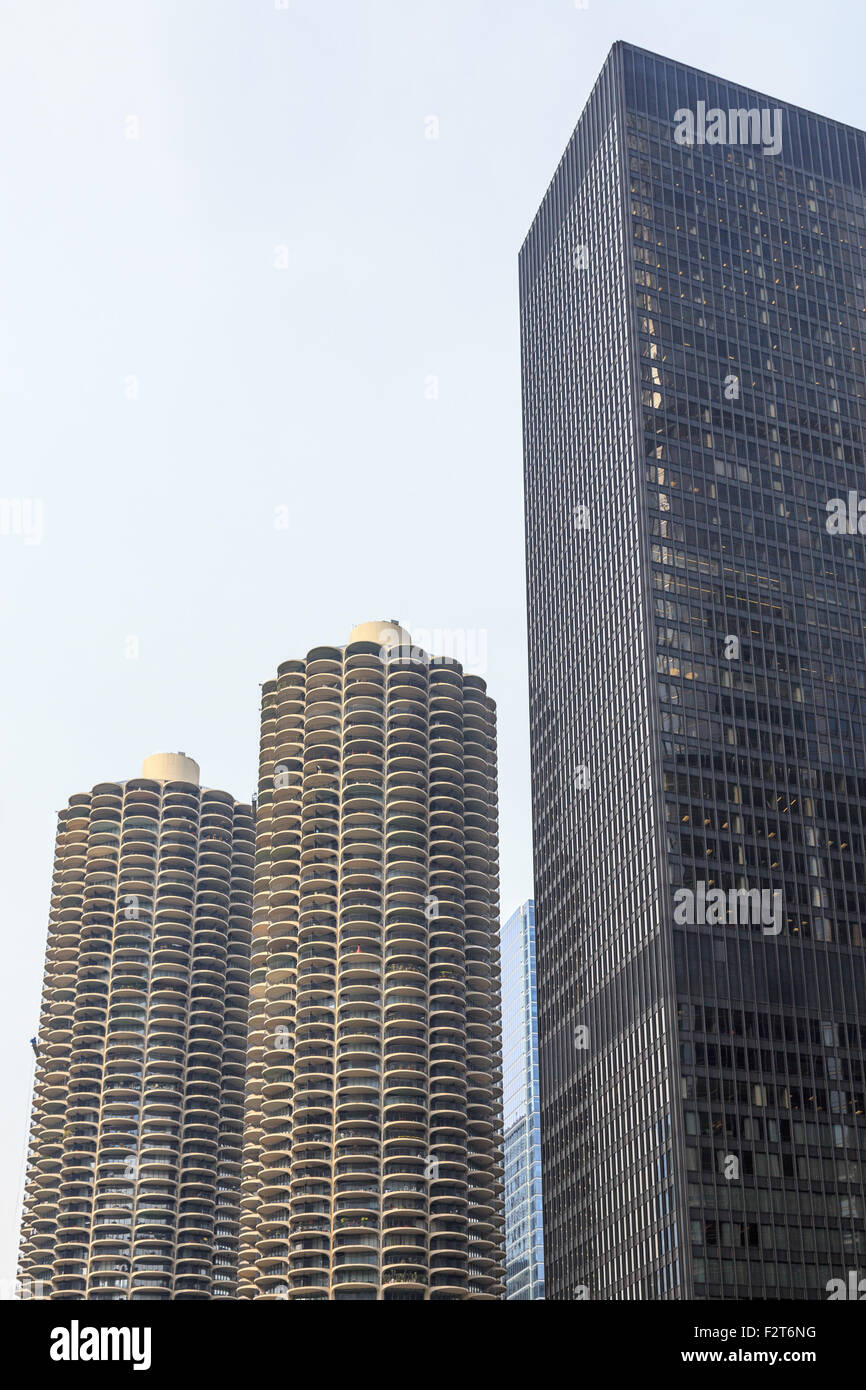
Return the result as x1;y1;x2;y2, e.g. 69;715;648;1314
141;752;201;786
349;620;413;650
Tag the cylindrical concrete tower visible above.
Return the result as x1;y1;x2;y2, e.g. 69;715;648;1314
239;623;505;1300
18;755;254;1300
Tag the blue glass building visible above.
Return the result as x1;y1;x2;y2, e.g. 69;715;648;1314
501;901;545;1299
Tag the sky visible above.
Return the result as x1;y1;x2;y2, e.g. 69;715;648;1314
0;0;863;1287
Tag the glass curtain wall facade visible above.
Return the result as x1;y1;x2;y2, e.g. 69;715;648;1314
18;754;255;1300
239;622;505;1300
502;900;545;1299
521;43;866;1300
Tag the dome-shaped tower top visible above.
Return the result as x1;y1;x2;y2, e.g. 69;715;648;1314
141;752;200;785
348;620;413;650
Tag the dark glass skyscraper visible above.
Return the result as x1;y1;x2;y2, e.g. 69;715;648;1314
521;43;866;1300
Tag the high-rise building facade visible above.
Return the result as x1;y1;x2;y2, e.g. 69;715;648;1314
18;754;254;1300
521;43;866;1299
239;621;505;1300
501;899;545;1299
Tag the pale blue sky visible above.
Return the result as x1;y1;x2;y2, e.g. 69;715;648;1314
1;0;862;1285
